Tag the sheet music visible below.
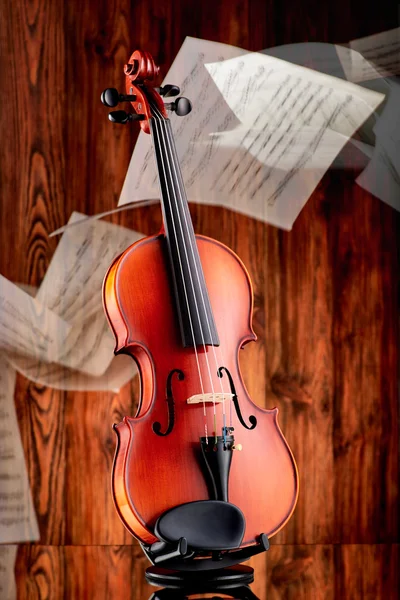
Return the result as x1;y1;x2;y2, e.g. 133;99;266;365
372;78;400;177
0;275;70;363
347;28;400;82
118;36;384;230
6;352;136;393
0;361;39;544
204;50;385;228
36;212;143;376
0;546;17;600
356;141;400;211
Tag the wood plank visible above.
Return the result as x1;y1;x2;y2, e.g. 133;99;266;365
270;187;335;545
64;381;137;545
64;0;133;220
0;0;66;284
330;188;399;543
14;544;399;599
0;0;68;548
266;544;334;600
334;544;399;599
14;376;66;545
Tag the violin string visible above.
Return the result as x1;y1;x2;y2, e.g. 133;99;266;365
162;115;233;439
151;99;232;442
149;111;209;443
151;100;220;442
154;110;218;441
162;117;223;442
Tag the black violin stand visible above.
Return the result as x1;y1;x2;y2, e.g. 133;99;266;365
141;499;269;600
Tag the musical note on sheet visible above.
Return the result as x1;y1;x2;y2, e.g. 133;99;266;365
118;36;385;230
0;546;17;600
341;65;400;211
0;276;70;363
346;28;400;83
1;212;141;390
0;361;39;544
35;212;143;377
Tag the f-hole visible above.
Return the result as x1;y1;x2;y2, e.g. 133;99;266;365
152;369;184;436
218;366;257;430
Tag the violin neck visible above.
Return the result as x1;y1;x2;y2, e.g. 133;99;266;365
150;117;219;348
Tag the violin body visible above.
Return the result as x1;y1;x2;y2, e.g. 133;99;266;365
102;49;298;557
104;233;298;546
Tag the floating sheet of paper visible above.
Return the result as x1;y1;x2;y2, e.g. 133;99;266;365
49;200;157;237
337;44;383;84
204;51;385;228
263;42;348;79
118;37;385;230
346;28;400;83
0;275;70;363
0;546;17;600
356;142;400;211
6;352;136;393
0;361;39;543
372;78;400;177
35;212;143;377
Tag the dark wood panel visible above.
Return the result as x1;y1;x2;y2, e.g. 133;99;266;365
0;0;399;596
329;186;399;543
267;188;335;545
14;544;400;599
15;376;67;545
64;383;137;545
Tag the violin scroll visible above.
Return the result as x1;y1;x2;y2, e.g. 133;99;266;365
100;49;192;133
124;50;160;82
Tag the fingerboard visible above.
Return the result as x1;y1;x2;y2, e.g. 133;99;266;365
150;116;220;348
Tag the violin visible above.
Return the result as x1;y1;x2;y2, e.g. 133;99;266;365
102;50;298;557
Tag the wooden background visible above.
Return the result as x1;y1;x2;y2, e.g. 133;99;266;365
0;0;399;597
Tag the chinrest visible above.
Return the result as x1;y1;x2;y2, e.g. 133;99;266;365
154;500;246;551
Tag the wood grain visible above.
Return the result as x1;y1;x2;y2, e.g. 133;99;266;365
0;0;398;596
14;544;399;599
330;185;399;543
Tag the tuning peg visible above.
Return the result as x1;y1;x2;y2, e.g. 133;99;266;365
166;97;192;117
101;88;136;108
108;110;144;124
157;84;180;98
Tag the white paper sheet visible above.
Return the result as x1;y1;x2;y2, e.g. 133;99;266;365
118;36;385;230
337;44;383;84
7;352;136;393
347;28;400;82
49;200;156;237
0;361;39;544
0;546;17;600
372;78;400;176
0;275;70;363
356;141;400;211
35;212;143;377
